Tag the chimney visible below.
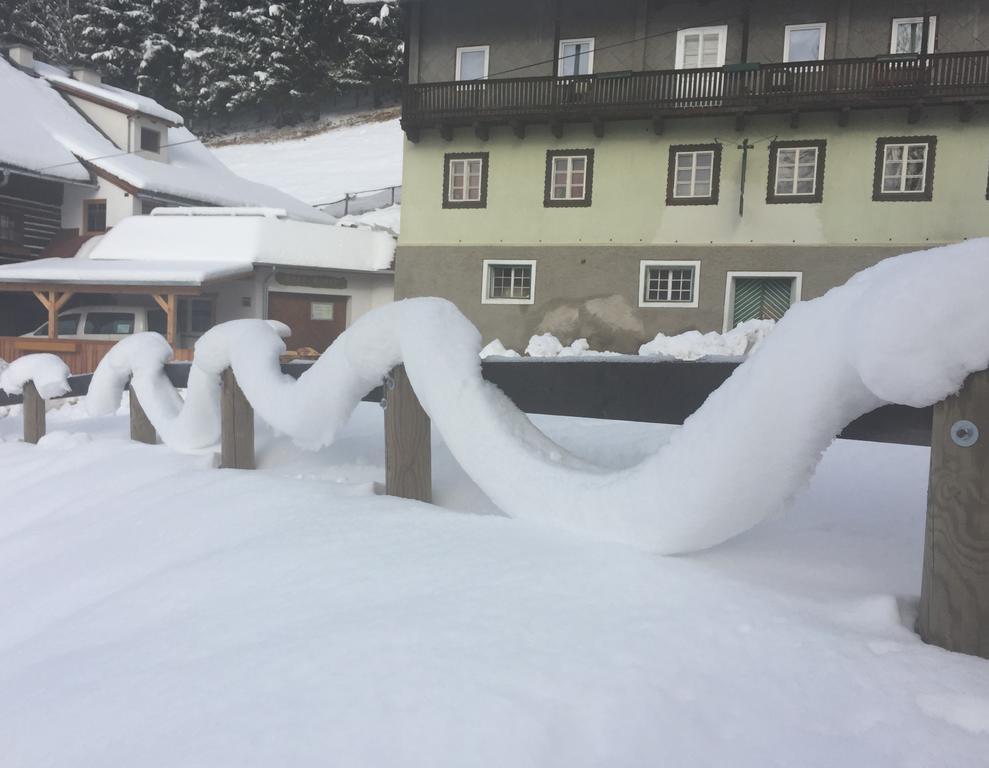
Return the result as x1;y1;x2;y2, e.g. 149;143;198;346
7;44;34;68
72;65;102;85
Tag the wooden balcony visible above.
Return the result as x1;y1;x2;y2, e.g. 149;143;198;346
401;51;989;139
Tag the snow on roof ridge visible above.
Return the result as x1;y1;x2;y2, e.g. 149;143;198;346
32;60;184;126
151;207;290;219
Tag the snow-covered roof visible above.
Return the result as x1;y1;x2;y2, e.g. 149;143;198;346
0;56;332;223
0;209;395;287
33;61;184;125
0;57;91;182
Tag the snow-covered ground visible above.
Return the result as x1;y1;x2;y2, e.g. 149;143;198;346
1;400;988;766
210;116;404;207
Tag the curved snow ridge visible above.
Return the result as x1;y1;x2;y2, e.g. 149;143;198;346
0;353;70;399
86;240;989;554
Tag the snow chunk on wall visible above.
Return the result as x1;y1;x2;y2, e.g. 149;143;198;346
0;354;70;399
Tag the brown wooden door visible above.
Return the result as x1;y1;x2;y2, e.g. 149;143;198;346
267;292;348;352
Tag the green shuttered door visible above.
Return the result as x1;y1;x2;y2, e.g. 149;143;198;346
732;277;793;326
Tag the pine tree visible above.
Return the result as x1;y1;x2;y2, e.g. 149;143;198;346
340;0;404;106
1;0;84;65
73;0;152;86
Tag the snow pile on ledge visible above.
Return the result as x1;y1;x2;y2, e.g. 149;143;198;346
639;319;775;360
479;339;520;359
85;240;989;555
0;354;70;399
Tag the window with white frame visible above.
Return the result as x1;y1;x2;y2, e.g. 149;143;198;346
456;45;489;81
482;260;536;304
873;137;936;200
544;150;594;207
667;145;721;205
675;26;727;69
639;261;700;307
558;38;594;76
768;140;826;202
783;23;826;62
444;153;488;208
891;16;936;54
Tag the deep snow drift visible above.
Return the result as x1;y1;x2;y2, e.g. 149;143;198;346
76;240;989;555
1;402;988;766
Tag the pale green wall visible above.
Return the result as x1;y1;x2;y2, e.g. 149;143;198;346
399;105;989;248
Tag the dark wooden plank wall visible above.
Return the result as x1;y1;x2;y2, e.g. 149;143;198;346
0;175;65;262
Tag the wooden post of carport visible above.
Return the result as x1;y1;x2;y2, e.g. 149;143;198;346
152;293;178;345
31;289;74;338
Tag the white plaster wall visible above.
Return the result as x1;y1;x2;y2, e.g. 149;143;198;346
65;96;131;150
61;178;139;230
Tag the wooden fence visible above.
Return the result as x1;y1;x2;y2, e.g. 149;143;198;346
0;336;194;375
1;359;985;660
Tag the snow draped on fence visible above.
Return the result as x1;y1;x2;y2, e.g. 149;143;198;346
77;240;989;554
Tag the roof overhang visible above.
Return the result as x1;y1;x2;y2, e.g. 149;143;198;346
50;80;183;127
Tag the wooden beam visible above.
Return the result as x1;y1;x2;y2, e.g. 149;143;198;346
959;101;975;123
511;120;526;139
789;110;800;129
592;116;605;139
473;122;489;141
165;293;177;346
32;290;51;311
53;291;74;312
384;364;431;503
837;107;851;127
734;113;747;132
550;120;564;139
918;370;989;659
439;123;454;142
908;103;924;124
652;115;665;136
404;126;421;144
47;290;56;339
0;282;207;296
22;380;45;445
152;294;169;313
220;368;255;470
129;385;157;445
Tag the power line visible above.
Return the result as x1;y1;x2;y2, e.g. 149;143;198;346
36;138;201;173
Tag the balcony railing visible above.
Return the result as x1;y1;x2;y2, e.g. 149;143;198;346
402;51;989;133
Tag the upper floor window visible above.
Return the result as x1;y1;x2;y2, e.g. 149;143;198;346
675;26;727;69
84;199;107;233
558;38;594;76
456;45;489;81
767;140;826;203
891;16;937;54
783;23;826;62
873;136;936;201
666;144;721;205
443;152;489;208
140;127;161;153
0;210;22;244
544;150;594;207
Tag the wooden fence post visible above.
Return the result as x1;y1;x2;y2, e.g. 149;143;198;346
384;364;431;502
22;381;45;445
918;370;989;659
221;368;255;470
128;385;157;445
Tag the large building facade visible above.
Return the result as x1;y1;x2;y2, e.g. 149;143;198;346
395;0;989;351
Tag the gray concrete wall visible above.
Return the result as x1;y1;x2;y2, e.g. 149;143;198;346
395;244;925;352
411;0;989;83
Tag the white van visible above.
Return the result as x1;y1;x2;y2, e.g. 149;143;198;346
23;305;167;341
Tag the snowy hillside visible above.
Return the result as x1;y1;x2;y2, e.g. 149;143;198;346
210;114;404;208
2;403;989;766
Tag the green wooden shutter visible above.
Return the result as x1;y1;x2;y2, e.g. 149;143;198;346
732;277;793;326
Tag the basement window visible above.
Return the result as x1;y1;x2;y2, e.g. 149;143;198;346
639;261;700;308
482;260;536;305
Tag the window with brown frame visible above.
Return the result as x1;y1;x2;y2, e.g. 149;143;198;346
544;149;594;208
666;144;721;206
443;152;489;208
83;199;107;233
872;136;936;202
766;140;826;204
0;210;23;244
